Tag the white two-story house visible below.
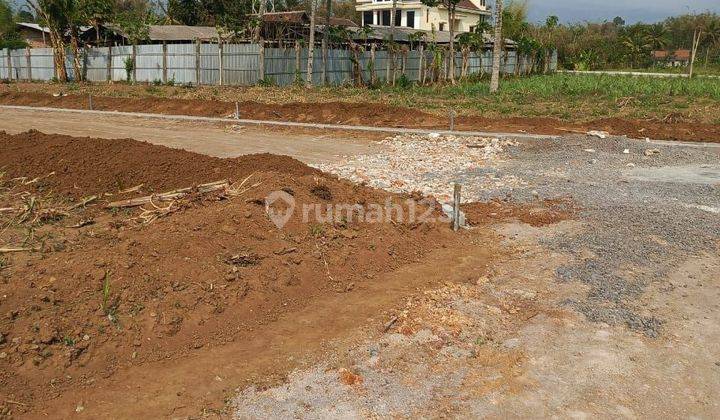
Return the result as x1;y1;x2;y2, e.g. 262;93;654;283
355;0;490;34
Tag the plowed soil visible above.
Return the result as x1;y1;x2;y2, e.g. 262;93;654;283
0;131;501;418
1;91;718;143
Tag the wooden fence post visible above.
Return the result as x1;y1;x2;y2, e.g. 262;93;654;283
370;43;376;85
195;39;201;85
218;39;223;86
162;41;168;83
25;47;32;81
294;40;301;80
258;41;265;81
321;37;327;85
131;44;137;82
7;48;12;81
385;47;391;83
106;45;112;82
418;44;424;84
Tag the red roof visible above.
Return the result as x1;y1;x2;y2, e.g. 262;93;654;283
259;11;357;27
651;49;690;61
457;0;481;11
674;49;690;60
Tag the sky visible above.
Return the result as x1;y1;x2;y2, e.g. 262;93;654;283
522;0;720;24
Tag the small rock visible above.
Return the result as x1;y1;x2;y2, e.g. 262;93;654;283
587;130;609;139
623;149;630;154
220;225;237;235
243;211;252;219
0;351;7;359
644;149;660;157
75;403;84;413
626;163;636;168
38;324;58;344
82;334;90;341
503;338;521;349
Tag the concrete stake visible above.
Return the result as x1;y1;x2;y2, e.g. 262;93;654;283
452;183;461;232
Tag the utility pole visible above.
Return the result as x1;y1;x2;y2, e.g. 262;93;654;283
689;29;702;78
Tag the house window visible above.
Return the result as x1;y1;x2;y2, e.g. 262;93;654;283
406;11;415;28
469;25;475;32
381;10;391;26
439;22;445;31
363;11;374;25
395;10;402;26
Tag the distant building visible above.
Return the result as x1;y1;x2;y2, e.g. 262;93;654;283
15;23;51;48
355;0;490;33
651;49;691;67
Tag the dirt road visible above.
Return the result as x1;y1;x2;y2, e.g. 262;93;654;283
0;107;378;164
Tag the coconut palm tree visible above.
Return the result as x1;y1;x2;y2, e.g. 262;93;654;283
646;23;669;50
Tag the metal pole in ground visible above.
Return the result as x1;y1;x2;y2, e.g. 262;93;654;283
449;109;455;131
88;94;93;110
235;102;239;119
452;183;461;231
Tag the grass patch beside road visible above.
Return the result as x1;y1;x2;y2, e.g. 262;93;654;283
2;73;720;123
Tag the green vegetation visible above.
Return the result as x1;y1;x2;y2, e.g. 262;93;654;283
330;73;720;120
0;0;28;49
503;1;720;72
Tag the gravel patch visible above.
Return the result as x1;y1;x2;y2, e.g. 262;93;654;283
500;135;720;336
320;134;720;337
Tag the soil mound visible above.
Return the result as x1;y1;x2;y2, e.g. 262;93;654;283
0;131;465;416
0;130;316;198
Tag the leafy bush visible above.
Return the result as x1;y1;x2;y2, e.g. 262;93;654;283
123;57;134;82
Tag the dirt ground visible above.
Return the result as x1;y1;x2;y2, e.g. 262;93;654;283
1;87;720;143
0;107;381;165
1;110;719;419
0;129;570;418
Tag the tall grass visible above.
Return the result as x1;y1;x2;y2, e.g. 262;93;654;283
400;74;720;101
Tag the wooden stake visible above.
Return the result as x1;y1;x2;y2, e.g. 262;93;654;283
449;109;455;131
0;247;37;254
88;94;93;110
235;101;240;119
452;183;461;231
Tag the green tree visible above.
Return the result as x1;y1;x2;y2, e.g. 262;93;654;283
545;15;558;29
0;0;14;37
421;0;461;83
646;23;669;50
27;0;72;81
167;0;200;25
621;27;651;68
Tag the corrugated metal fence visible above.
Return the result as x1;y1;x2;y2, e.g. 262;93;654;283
0;44;556;86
